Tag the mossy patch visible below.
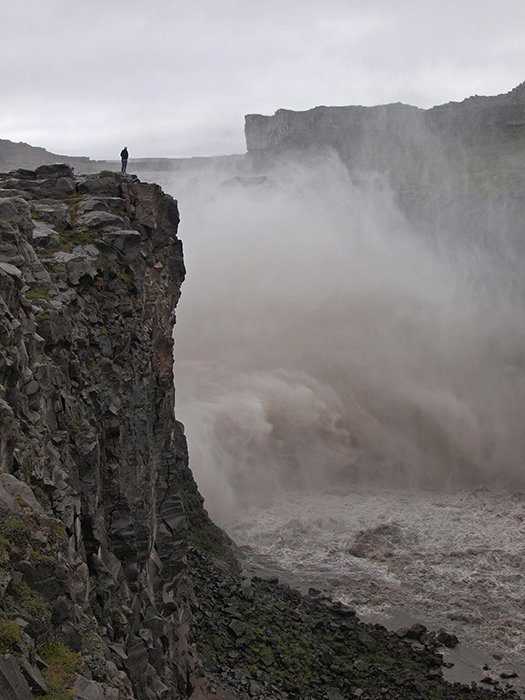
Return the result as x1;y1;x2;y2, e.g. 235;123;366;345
0;516;31;561
58;227;95;247
49;520;67;539
9;581;47;618
180;488;228;558
66;416;81;436
120;272;133;287
25;289;51;301
40;639;82;700
0;619;22;653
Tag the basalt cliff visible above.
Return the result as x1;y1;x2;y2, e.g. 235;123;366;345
0;164;230;700
244;81;525;171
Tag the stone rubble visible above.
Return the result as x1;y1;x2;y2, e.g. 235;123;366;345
188;548;521;700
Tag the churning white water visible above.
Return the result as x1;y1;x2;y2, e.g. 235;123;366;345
151;151;525;685
226;488;525;671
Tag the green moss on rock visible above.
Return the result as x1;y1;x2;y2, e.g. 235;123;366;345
40;639;82;700
0;619;22;654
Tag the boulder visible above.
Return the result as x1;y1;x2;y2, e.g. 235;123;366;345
35;164;74;179
0;473;44;515
31;200;71;229
0;654;34;700
72;675;105;700
77;210;125;230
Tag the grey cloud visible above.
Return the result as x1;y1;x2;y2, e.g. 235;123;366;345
1;0;524;158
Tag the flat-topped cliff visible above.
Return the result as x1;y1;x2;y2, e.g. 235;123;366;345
244;82;525;188
245;81;525;154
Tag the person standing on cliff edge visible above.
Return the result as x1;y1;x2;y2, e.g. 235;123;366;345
120;147;129;173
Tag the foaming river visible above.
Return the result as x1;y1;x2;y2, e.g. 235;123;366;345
226;488;525;664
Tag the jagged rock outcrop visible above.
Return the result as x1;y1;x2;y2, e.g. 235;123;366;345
0;164;225;699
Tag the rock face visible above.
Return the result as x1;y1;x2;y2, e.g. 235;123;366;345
244;81;525;162
244;82;525;270
0;164;222;699
244;81;525;208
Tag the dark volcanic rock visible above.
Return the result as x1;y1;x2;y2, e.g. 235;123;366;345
0;654;34;700
0;165;230;700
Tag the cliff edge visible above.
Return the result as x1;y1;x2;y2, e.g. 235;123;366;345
0;164;228;700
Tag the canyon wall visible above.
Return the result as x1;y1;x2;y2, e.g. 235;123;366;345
0;165;227;699
244;82;525;271
244;81;525;163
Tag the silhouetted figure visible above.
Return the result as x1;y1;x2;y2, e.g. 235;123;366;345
120;147;129;173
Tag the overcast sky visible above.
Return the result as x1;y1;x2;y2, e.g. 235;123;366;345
1;0;524;160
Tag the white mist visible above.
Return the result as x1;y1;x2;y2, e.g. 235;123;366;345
159;154;525;521
148;152;525;679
